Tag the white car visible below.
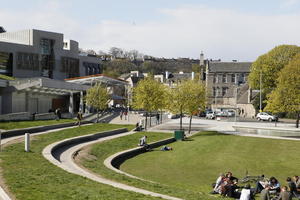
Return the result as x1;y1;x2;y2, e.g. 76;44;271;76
256;112;278;122
206;111;216;119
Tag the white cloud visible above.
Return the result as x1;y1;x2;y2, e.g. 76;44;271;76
280;0;300;7
1;4;300;61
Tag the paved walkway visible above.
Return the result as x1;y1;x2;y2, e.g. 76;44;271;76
42;131;182;200
109;113;142;125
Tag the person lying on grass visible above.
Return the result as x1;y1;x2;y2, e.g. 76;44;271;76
160;146;173;151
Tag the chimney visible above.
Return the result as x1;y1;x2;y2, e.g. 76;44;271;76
165;71;169;79
200;51;204;66
191;72;195;80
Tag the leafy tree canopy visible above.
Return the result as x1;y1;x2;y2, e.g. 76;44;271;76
249;45;300;94
265;53;300;127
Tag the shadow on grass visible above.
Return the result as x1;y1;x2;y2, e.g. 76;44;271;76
182;138;194;142
191;131;229;138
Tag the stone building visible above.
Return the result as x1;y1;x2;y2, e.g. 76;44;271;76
200;54;256;118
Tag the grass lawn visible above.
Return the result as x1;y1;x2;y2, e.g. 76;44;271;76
80;132;204;200
0;119;75;130
0;123;163;200
121;131;300;199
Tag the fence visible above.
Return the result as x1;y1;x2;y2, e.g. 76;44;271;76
140;114;168;129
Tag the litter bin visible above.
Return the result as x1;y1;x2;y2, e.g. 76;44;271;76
174;130;185;140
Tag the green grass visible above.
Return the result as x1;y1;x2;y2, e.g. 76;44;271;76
0;123;163;200
0;74;15;80
81;131;300;200
121;132;300;198
0;119;75;130
81;132;204;200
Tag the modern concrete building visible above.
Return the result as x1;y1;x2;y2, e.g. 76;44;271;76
0;29;102;79
0;28;119;118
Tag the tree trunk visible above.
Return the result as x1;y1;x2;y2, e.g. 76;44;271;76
188;114;193;134
296;111;300;128
145;112;148;130
180;109;183;130
160;109;163;124
149;112;152;127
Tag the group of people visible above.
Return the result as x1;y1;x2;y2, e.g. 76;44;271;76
119;110;128;120
211;172;300;200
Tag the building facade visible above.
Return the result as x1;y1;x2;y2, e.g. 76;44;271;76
0;29;108;116
200;58;256;117
0;29;102;80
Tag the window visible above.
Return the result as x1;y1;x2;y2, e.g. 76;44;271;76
222;87;228;96
222;74;227;83
213;87;216;96
231;74;235;82
16;52;39;70
61;57;79;78
241;73;246;83
40;39;51;55
0;52;13;76
213;75;217;83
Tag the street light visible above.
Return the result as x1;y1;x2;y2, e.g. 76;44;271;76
259;70;262;113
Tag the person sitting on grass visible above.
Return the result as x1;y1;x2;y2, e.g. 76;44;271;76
134;122;142;131
260;184;271;200
293;176;300;192
277;186;292;200
286;177;299;198
160;146;173;151
211;173;226;194
269;177;281;194
240;184;254;200
138;135;150;150
255;176;280;194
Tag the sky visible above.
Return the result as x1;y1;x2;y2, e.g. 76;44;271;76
1;0;300;61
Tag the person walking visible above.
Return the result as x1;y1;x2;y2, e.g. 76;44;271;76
55;108;61;121
156;113;160;125
120;110;123;120
124;110;128;120
75;111;83;126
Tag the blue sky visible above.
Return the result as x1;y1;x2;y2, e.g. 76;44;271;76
1;0;300;61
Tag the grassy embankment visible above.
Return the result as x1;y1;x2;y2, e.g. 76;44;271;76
0;123;163;200
81;131;300;200
0;119;75;130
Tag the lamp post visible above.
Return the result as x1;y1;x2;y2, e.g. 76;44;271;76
259;70;262;113
235;87;238;124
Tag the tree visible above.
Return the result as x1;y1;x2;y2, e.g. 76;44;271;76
248;45;300;110
183;81;206;134
102;59;138;78
85;84;110;122
109;47;124;58
264;53;300;128
132;78;166;129
167;80;206;133
86;49;97;55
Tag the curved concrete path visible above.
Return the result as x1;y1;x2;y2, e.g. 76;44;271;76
43;131;183;200
0;123;92;200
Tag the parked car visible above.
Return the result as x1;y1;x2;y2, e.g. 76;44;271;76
167;113;181;119
206;111;216;119
256;112;278;122
227;110;235;117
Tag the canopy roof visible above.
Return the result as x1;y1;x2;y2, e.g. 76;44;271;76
10;77;89;95
65;74;128;86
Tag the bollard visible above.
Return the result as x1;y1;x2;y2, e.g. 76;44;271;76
0;131;2;152
25;133;30;152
